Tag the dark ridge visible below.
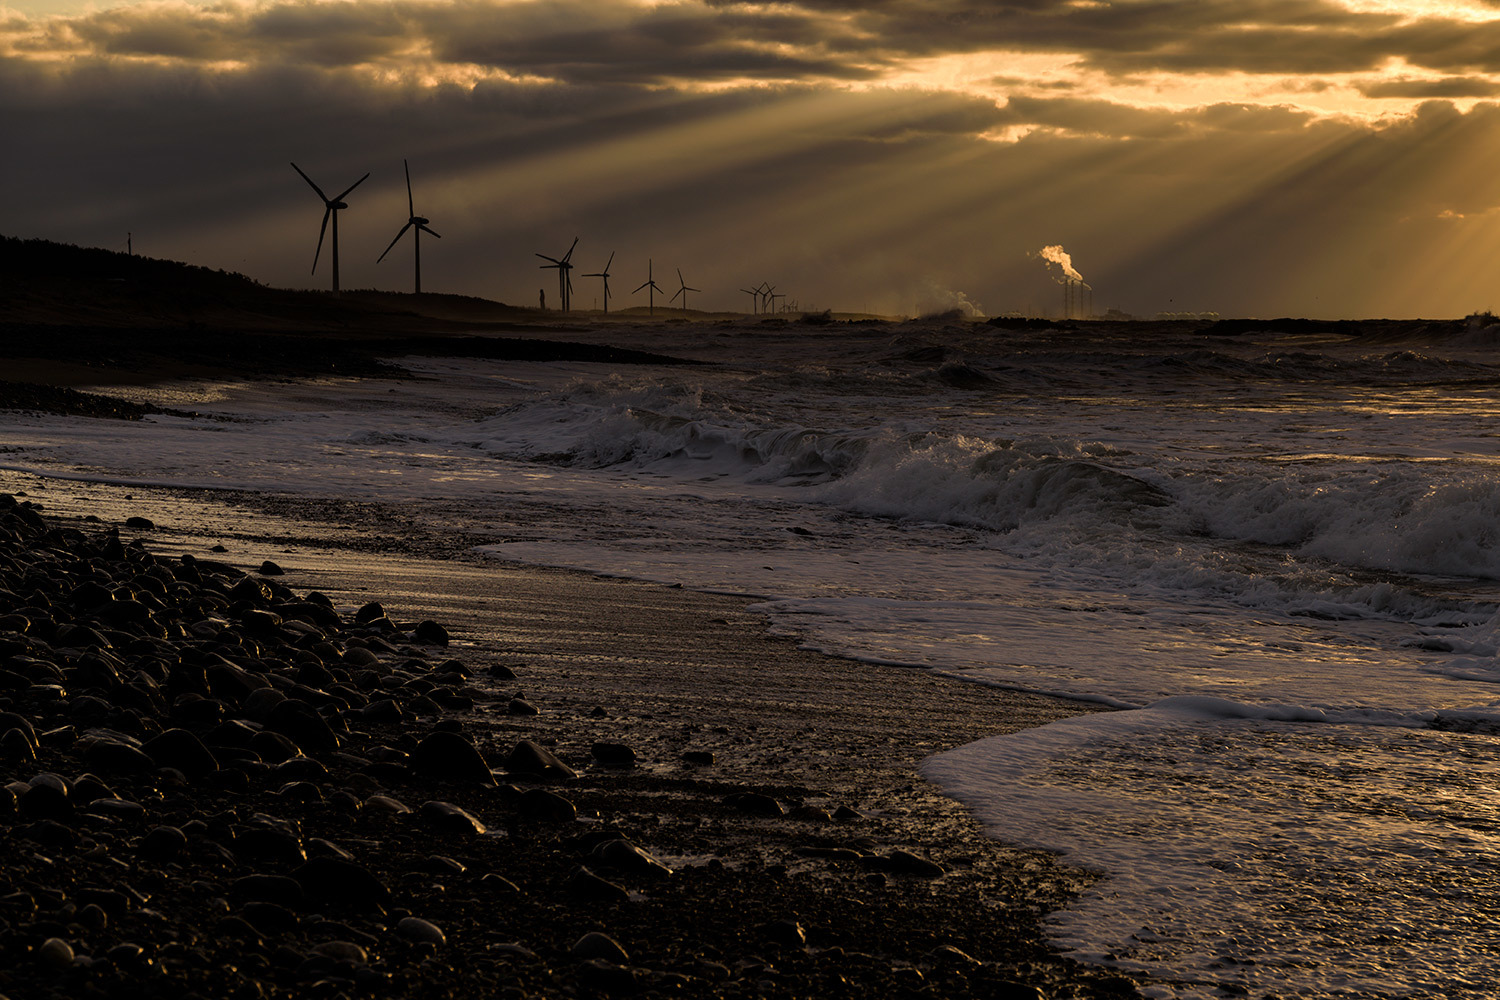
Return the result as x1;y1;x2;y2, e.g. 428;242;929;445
0;382;197;420
0;236;701;379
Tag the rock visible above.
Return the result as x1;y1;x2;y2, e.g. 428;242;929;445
412;620;449;645
590;742;636;767
294;858;390;906
762;919;807;948
230;874;307;909
681;751;715;765
590;839;672;880
313;940;369;965
36;937;74;972
240;901;299;934
418;800;488;836
397;916;446;945
480;873;521;894
364;794;412;816
139;825;188;860
258;560;284;576
233;827;307;866
125;516;155;530
563;866;630;905
266;699;339;753
874;850;946;878
485;664;517;680
726;792;784;817
517;788;577;823
249;730;301;763
81;738;156;776
360;698;403;723
504;740;578;781
507;698;539;716
409;731;495;784
142;728;220;779
572;931;629;963
354;602;387;624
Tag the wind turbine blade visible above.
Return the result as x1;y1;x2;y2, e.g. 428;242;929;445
686;285;701;292
333;172;370;203
562;237;579;263
633;281;650;293
404;160;414;217
419;225;441;239
536;254;561;264
377;221;412;262
604;250;615;272
291;162;329;202
312;207;331;273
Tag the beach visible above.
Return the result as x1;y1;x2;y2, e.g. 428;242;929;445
10;262;1500;998
0;465;1130;999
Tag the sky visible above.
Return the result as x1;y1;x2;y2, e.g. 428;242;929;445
5;0;1500;319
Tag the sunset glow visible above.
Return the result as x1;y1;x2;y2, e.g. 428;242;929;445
6;0;1500;316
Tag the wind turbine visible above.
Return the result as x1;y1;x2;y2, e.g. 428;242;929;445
582;251;615;314
671;268;700;312
377;159;441;294
770;292;786;313
759;283;776;313
740;286;760;314
536;237;578;312
634;259;664;316
291;162;369;295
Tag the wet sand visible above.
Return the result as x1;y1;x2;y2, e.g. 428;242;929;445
0;466;1144;998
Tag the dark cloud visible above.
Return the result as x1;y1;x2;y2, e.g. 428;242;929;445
1360;76;1500;99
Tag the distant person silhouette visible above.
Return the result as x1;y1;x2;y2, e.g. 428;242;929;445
540;288;546;311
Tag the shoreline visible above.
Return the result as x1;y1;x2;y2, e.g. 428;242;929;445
0;465;1145;998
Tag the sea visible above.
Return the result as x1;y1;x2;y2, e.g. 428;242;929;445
7;315;1500;999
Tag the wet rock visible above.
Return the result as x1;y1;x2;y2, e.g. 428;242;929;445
504;740;578;781
233;826;307;866
869;850;946;878
354;602;387;625
364;794;412;816
139;824;188;860
480;873;521;894
590;839;672;880
230;874;307;909
412;620;449;645
143;727;220;779
294;857;390;907
563;866;631;905
81;737;155;776
762;919;807;949
397;916;445;945
507;698;539;716
681;750;715;765
266;699;338;753
240;901;299;934
258;560;284;576
360;698;403;723
249;730;301;764
726;792;784;817
409;731;495;784
590;742;636;767
518;788;577;823
418;800;488;836
572;931;629;964
36;936;75;972
313;940;369;965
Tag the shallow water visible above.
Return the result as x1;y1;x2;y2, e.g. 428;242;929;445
8;317;1500;997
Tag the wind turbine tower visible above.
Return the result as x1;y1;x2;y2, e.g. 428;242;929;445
582;251;615;314
671;268;701;312
537;237;579;312
292;162;370;295
377;159;442;294
634;259;664;316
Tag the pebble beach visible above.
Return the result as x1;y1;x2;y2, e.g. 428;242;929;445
0;475;1139;999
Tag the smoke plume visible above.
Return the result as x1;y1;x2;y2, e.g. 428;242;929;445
1036;244;1084;283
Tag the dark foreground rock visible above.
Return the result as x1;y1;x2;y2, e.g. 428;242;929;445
0;493;1147;999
